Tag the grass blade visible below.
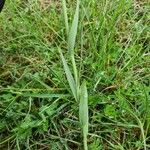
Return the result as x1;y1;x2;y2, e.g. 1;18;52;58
58;48;77;101
68;0;80;55
22;93;69;98
79;81;88;150
62;0;69;36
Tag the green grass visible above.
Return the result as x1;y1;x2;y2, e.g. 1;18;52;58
0;0;150;149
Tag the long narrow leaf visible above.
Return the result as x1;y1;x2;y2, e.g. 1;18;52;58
22;93;69;98
79;81;88;150
62;0;69;36
68;0;80;55
58;48;77;101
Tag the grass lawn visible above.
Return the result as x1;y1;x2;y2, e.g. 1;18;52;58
0;0;149;149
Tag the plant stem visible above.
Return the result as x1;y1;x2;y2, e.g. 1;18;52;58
83;133;88;150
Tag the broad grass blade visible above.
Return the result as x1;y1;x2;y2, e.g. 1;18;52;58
58;48;77;101
79;81;88;150
62;0;69;36
68;0;80;55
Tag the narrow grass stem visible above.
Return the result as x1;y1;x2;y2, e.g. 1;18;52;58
83;133;88;150
139;120;147;150
128;109;147;150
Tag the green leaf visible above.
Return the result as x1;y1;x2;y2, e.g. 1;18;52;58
39;103;58;117
79;81;88;150
58;48;77;101
22;93;68;98
62;0;69;36
89;139;103;150
104;105;117;119
68;0;80;55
